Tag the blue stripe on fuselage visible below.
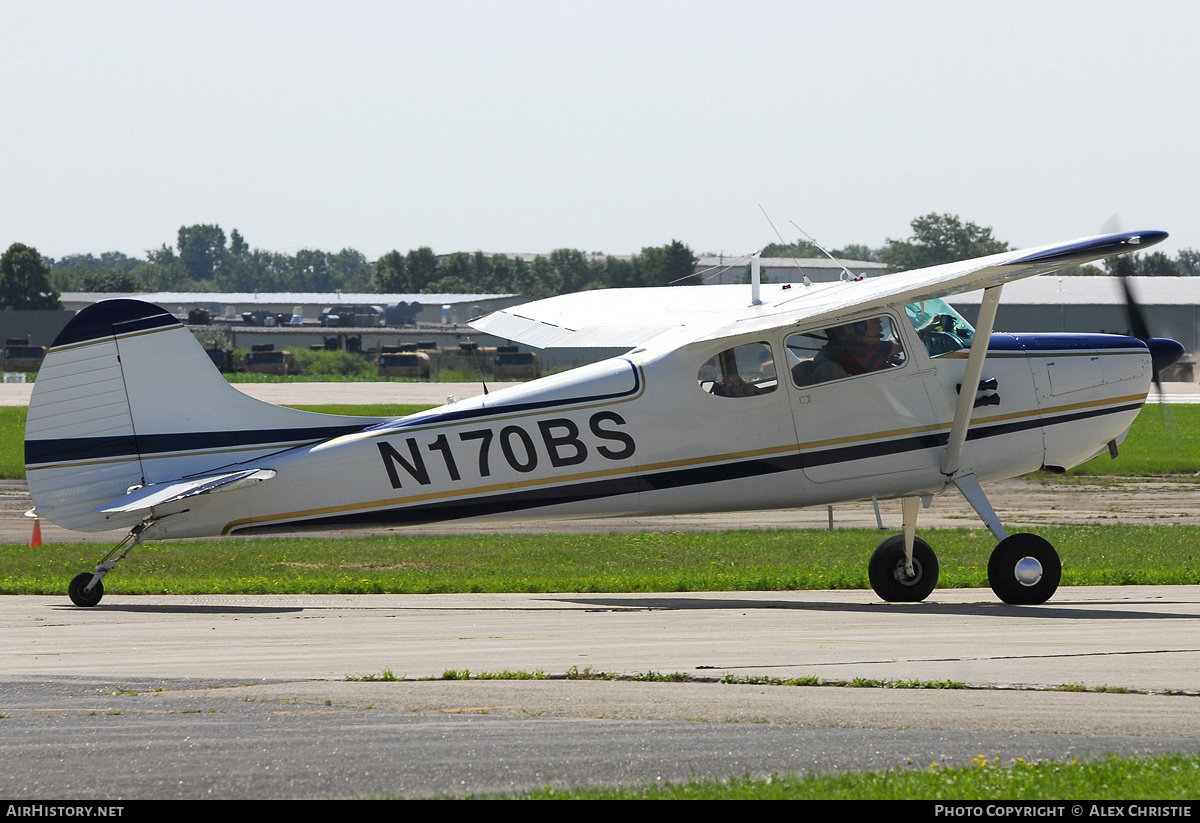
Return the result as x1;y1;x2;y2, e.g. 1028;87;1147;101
987;332;1148;353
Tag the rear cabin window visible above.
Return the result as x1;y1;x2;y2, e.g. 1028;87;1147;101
787;316;906;386
698;342;777;397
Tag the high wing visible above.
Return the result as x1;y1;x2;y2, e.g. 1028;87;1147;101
469;231;1167;348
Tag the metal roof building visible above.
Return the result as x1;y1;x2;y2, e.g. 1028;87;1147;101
58;292;526;325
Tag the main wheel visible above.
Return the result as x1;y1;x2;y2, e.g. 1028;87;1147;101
988;533;1061;605
868;535;939;602
68;572;103;607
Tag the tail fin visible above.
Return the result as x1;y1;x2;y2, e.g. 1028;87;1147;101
26;300;385;532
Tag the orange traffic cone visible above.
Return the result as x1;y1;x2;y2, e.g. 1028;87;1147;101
30;517;42;548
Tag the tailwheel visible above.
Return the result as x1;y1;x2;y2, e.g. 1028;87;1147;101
68;573;104;608
868;535;939;602
988;533;1061;605
65;520;151;607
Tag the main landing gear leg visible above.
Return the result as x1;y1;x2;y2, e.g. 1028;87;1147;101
868;496;939;602
67;521;150;607
953;474;1061;605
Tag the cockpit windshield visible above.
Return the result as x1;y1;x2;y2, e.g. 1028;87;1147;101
904;298;975;358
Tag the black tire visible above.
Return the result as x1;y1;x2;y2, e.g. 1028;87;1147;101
988;533;1061;605
868;535;939;602
68;572;103;607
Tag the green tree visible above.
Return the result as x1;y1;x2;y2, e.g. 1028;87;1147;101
879;213;1009;272
833;244;880;263
229;228;248;257
1137;251;1181;277
1104;250;1183;277
0;243;62;309
637;240;697;288
487;253;514;293
549;248;591;294
177;224;228;281
1177;248;1200;277
332;248;372;291
521;255;561;298
759;240;881;263
760;240;823;258
374;250;409;292
406;247;439;293
428;252;474;293
598;255;638;289
142;244;193;290
79;269;142;292
48;251;142;291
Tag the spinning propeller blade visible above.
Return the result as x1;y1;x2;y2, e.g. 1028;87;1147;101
1113;244;1183;426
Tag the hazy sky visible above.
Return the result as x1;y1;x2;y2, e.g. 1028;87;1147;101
3;0;1197;263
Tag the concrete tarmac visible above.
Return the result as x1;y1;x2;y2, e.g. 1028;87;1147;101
6;379;1200;798
2;587;1200;798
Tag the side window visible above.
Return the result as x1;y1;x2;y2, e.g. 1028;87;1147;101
698;342;777;397
904;298;975;358
787;316;906;387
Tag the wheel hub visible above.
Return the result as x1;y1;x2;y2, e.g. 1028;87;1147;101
893;559;922;586
1014;556;1044;587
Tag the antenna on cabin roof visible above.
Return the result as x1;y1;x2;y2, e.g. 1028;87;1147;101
788;220;860;282
750;251;762;306
758;204;813;287
465;335;489;396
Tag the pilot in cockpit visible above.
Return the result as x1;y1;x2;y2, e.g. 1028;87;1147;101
812;317;904;382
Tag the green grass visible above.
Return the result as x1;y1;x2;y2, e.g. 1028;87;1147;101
4;525;1199;596
486;752;1200;799
0;407;25;478
1071;405;1200;476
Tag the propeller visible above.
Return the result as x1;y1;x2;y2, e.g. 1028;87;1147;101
1110;235;1183;417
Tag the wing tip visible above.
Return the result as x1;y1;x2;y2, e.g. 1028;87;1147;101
1007;230;1168;267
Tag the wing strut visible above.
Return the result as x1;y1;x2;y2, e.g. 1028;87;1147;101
941;285;1003;477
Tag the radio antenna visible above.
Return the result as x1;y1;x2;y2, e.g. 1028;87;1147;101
788;220;860;282
758;205;812;287
465;335;489;395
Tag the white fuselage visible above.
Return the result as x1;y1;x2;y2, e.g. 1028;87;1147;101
141;308;1153;540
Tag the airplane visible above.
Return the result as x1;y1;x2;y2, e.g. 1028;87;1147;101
24;230;1183;608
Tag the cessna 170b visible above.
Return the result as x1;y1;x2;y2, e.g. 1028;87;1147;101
25;230;1182;608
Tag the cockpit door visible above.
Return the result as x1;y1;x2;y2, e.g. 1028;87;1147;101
783;311;948;489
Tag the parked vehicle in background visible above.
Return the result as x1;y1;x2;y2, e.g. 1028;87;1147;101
244;345;298;375
378;346;431;379
3;338;46;372
493;346;540;380
320;305;386;327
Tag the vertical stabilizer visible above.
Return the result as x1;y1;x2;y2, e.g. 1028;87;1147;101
25;300;385;531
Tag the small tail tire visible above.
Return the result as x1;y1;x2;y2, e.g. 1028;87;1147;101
988;533;1061;605
68;573;103;607
868;535;939;602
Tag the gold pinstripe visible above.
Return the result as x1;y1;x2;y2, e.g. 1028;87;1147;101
219;392;1145;534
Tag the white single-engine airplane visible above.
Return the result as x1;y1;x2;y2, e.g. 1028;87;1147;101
26;230;1183;608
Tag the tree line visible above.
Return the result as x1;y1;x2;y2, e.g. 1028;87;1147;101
5;214;1198;311
33;225;699;300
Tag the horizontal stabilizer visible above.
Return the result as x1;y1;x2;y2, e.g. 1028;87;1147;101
94;469;276;515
